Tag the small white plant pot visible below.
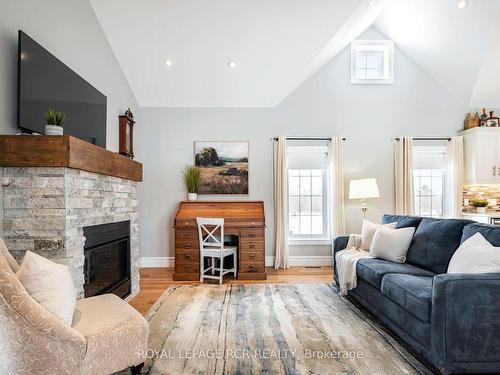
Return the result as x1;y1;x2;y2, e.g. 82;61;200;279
45;124;63;135
476;207;487;214
188;193;197;201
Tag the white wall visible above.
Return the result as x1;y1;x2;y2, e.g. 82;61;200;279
0;0;138;151
136;28;466;260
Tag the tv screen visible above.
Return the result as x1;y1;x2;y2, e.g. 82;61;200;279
18;30;107;148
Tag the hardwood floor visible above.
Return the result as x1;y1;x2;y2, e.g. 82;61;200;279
129;266;334;315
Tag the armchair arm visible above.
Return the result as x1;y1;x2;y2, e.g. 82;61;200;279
431;273;500;365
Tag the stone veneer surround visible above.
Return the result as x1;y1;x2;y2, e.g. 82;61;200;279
1;167;140;298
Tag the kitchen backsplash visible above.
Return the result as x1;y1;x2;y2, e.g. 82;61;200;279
463;184;500;211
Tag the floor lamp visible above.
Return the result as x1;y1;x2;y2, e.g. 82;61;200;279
349;178;380;219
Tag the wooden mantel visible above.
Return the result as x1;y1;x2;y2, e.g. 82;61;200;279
0;135;143;182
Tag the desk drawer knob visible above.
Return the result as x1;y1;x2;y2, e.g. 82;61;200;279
249;254;255;259
184;265;191;271
184;233;190;238
184;254;191;260
184;245;192;249
248;233;256;238
249;244;255;249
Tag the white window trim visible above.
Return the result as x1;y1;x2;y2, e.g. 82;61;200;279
350;40;394;85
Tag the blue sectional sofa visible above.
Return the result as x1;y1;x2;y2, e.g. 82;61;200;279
333;214;500;374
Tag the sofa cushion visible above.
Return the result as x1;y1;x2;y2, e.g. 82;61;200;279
382;214;424;229
406;218;474;274
461;223;500;247
381;274;433;322
356;258;435;289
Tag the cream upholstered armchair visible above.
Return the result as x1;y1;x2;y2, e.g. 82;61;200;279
0;251;149;375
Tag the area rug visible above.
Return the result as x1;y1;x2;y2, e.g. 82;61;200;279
141;283;432;375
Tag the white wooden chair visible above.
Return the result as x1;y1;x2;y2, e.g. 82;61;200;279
196;217;237;284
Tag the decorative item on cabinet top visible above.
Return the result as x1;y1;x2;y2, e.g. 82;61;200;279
173;201;266;281
465;109;499;130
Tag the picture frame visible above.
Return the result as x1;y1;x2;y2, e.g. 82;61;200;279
193;141;249;194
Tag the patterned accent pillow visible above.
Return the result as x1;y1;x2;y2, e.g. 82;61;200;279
0;238;19;272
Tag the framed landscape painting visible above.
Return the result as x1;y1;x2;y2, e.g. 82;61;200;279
194;141;249;194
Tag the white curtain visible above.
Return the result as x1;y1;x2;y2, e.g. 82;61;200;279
273;136;289;269
329;137;345;236
394;137;413;215
445;136;464;218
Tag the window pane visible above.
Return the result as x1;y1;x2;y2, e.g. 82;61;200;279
299;196;311;215
420;196;431;216
311;216;323;235
366;54;382;69
289;169;300;177
289;216;300;236
366;68;384;79
299;176;311;195
355;68;366;79
312;197;322;215
356;54;367;69
311;169;322;176
289;196;299;216
289;176;300;195
311;177;322;195
432;195;443;218
432;176;443;193
420;177;432;194
299;216;311;235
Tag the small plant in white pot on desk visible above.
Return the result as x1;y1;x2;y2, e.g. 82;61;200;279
472;199;489;214
45;109;65;135
183;165;201;201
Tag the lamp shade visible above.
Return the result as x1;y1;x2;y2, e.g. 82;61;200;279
349;178;380;199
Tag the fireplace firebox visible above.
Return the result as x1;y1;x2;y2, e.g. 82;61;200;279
83;221;131;299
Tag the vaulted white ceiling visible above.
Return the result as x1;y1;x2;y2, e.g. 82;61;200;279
91;0;500;108
375;0;500;107
90;0;387;107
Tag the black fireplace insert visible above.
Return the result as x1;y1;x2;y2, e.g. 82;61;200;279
83;220;131;299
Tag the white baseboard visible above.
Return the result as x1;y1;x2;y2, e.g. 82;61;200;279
140;257;175;268
265;256;332;267
140;255;332;268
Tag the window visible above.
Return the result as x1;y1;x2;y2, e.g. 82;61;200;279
351;40;394;84
287;142;329;243
412;141;447;218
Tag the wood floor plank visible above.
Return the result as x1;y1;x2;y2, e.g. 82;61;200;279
129;267;333;315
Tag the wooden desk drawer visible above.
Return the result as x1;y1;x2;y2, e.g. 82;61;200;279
239;252;264;262
175;262;199;274
239;240;264;252
240;261;265;273
176;229;197;240
176;250;200;263
240;229;264;241
175;239;199;250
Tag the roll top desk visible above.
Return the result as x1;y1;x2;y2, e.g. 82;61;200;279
173;201;267;281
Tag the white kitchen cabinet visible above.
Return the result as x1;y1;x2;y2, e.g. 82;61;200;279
460;127;500;184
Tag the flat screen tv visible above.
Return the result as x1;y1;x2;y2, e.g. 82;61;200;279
18;30;107;148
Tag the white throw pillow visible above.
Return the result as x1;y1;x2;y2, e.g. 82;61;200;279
447;233;500;274
360;220;397;250
0;238;19;272
16;251;76;325
370;226;415;263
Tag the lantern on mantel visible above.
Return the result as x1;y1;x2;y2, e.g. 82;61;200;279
119;108;135;159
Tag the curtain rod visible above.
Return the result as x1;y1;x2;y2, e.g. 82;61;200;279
392;137;452;141
272;136;346;141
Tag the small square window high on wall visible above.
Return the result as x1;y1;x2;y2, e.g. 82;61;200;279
351;40;394;84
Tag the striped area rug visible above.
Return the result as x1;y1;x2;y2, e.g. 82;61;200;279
141;284;431;375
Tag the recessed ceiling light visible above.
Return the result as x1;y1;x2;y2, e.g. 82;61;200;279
457;0;468;9
164;59;173;67
227;60;237;69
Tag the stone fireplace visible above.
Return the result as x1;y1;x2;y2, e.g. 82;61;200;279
1;167;140;299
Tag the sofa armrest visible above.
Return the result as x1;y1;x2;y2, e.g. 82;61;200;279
431;273;500;365
332;236;349;279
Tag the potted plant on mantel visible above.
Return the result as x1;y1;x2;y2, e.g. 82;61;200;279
471;199;489;214
45;110;65;135
183;166;201;201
